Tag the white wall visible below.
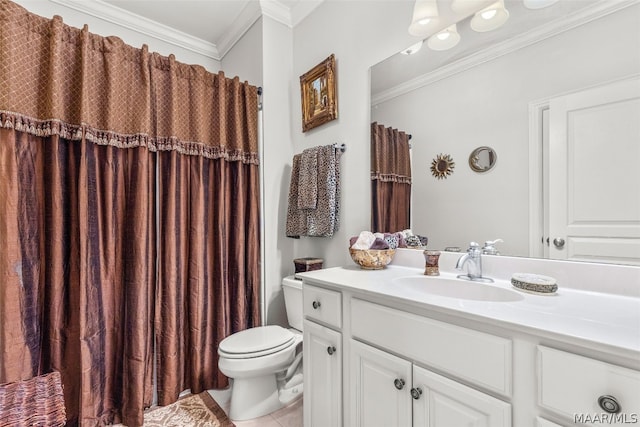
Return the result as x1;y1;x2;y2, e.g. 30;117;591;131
260;17;295;326
12;0;222;71
288;1;416;269
221;18;263;85
372;5;640;257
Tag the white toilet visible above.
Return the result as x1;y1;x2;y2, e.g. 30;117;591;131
218;276;303;421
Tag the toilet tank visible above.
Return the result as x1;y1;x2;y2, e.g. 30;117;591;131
282;276;303;331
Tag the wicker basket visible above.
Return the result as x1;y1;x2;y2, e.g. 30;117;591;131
293;257;324;273
0;371;66;427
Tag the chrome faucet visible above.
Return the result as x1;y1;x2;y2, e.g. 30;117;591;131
456;242;494;283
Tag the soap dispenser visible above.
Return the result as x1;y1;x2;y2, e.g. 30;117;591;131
482;239;503;255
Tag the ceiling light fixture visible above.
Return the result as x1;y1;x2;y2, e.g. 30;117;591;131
408;0;440;37
470;0;509;32
427;24;461;51
451;0;491;15
400;41;424;55
523;0;560;9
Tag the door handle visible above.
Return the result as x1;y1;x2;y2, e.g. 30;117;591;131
394;378;405;390
553;237;565;249
327;346;336;355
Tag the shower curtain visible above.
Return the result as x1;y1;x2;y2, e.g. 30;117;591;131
0;1;260;425
371;122;412;233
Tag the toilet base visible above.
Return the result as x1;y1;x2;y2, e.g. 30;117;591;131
228;374;283;421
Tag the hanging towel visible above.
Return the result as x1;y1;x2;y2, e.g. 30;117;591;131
286;144;341;238
298;147;319;209
286;154;305;238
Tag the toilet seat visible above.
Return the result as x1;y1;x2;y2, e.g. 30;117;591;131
219;325;295;359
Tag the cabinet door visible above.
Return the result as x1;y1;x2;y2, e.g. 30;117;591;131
304;319;342;427
413;365;511;427
350;339;412;427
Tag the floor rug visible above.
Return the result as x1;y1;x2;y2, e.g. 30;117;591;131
114;393;234;427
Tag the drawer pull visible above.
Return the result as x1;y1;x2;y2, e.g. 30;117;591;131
312;300;321;309
394;378;405;390
598;395;621;414
411;387;423;400
327;346;336;356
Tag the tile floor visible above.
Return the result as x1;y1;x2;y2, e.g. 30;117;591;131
207;389;303;427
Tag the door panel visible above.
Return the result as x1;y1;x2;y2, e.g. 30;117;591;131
304;320;342;427
413;365;511;427
350;339;412;427
549;77;640;265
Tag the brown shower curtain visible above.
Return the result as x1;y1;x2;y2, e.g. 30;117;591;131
371;122;412;233
0;1;260;425
151;56;261;405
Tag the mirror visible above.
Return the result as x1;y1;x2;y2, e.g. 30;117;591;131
371;1;640;264
468;147;497;173
431;154;455;179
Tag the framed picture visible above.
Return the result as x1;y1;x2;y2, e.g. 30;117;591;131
300;54;338;132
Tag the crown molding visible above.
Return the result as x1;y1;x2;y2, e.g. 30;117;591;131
217;1;263;59
290;1;324;27
372;0;640;106
48;0;323;62
49;0;221;60
261;0;293;27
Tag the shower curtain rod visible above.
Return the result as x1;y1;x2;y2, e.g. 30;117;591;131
334;143;346;152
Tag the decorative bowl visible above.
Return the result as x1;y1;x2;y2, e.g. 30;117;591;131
349;248;396;270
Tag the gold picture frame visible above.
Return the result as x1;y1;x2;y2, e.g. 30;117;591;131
300;54;338;132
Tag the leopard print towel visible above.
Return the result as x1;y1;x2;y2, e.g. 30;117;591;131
286;144;341;238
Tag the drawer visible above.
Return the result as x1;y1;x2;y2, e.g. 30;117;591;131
351;298;512;396
538;346;640;424
536;417;564;427
303;283;342;328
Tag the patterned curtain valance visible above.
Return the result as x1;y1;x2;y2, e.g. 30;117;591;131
0;0;258;164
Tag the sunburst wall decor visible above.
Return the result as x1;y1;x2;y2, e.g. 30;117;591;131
431;154;455;179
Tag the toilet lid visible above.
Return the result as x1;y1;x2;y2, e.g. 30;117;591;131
218;325;295;359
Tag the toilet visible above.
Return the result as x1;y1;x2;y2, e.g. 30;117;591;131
218;276;303;421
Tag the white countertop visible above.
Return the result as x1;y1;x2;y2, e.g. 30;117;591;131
297;264;640;358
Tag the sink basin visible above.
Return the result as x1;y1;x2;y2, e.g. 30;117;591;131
393;276;524;302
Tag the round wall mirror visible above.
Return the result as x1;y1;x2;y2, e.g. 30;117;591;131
468;146;497;173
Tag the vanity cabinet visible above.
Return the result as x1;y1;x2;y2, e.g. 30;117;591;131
350;339;412;426
299;263;639;427
303;283;342;427
350;339;511;427
537;346;640;426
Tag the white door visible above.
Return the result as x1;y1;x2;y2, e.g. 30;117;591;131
349;339;412;427
548;77;640;265
303;320;342;427
412;365;511;427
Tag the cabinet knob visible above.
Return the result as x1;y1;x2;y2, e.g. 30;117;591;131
312;300;321;309
327;346;336;355
394;378;405;390
410;387;423;400
553;237;565;249
598;395;621;414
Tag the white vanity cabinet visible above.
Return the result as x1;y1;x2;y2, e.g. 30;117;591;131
350;339;412;426
537;346;640;426
350;338;511;427
349;298;511;427
298;262;640;427
303;283;342;427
